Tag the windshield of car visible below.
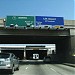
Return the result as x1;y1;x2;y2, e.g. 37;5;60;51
0;53;10;58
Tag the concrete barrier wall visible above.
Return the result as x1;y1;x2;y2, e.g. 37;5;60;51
64;20;75;25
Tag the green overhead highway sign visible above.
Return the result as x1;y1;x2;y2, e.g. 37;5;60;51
6;16;34;28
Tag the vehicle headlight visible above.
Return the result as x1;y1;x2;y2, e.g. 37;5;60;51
5;59;11;67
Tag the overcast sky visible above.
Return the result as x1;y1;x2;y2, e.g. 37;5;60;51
0;0;74;20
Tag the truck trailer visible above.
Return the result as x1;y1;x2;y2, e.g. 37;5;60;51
25;47;51;62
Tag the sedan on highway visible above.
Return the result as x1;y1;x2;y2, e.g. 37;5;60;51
0;52;19;74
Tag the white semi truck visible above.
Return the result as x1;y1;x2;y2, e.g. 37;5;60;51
25;46;51;62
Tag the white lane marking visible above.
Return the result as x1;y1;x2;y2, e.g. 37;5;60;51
50;68;57;72
26;67;28;69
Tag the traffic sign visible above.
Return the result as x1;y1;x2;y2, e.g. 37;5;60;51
36;16;64;26
6;16;34;28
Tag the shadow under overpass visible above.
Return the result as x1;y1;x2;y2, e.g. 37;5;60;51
0;29;72;63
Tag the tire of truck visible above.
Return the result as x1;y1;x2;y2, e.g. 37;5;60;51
43;57;51;63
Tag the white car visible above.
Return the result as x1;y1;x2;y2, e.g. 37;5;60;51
0;52;19;74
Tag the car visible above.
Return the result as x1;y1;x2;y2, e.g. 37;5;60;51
0;52;19;74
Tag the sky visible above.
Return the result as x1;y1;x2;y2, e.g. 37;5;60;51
0;0;74;20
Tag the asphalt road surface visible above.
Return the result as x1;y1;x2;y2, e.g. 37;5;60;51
0;61;75;75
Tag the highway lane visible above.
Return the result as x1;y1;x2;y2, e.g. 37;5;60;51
0;62;75;75
13;62;75;75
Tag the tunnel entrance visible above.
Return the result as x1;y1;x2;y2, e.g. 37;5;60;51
0;29;70;63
